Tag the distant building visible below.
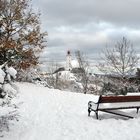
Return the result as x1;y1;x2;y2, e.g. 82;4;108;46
66;50;72;71
66;50;81;72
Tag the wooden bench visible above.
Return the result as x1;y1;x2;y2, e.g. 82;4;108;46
88;95;140;119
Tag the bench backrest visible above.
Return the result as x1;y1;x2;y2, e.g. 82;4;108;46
99;95;140;103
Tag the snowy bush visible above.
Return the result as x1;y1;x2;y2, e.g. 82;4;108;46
0;64;18;106
0;64;19;134
16;67;42;83
101;80;129;95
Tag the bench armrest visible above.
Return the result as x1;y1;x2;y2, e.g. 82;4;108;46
88;101;99;111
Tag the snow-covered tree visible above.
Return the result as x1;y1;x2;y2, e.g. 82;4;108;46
75;50;90;94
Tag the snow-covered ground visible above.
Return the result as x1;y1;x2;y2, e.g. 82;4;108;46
1;82;140;140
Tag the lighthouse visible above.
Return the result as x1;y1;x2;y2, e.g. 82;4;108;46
66;50;72;71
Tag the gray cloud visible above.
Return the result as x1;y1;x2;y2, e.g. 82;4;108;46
33;0;140;27
32;0;140;65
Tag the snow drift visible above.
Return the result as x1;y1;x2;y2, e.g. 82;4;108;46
1;82;140;140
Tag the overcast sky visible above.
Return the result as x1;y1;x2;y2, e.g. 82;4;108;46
32;0;140;65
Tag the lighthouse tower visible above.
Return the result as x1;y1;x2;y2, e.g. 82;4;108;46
66;50;72;71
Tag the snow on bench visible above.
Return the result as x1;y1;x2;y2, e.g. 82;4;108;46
88;94;140;119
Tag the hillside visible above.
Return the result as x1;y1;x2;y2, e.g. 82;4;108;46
1;82;140;140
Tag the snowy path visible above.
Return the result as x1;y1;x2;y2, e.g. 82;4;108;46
2;83;140;140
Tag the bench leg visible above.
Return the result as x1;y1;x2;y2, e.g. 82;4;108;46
95;111;99;119
137;108;139;114
88;108;91;116
88;109;99;119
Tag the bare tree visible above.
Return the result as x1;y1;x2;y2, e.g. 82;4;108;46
98;37;139;94
75;50;90;94
47;61;64;89
98;37;139;81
